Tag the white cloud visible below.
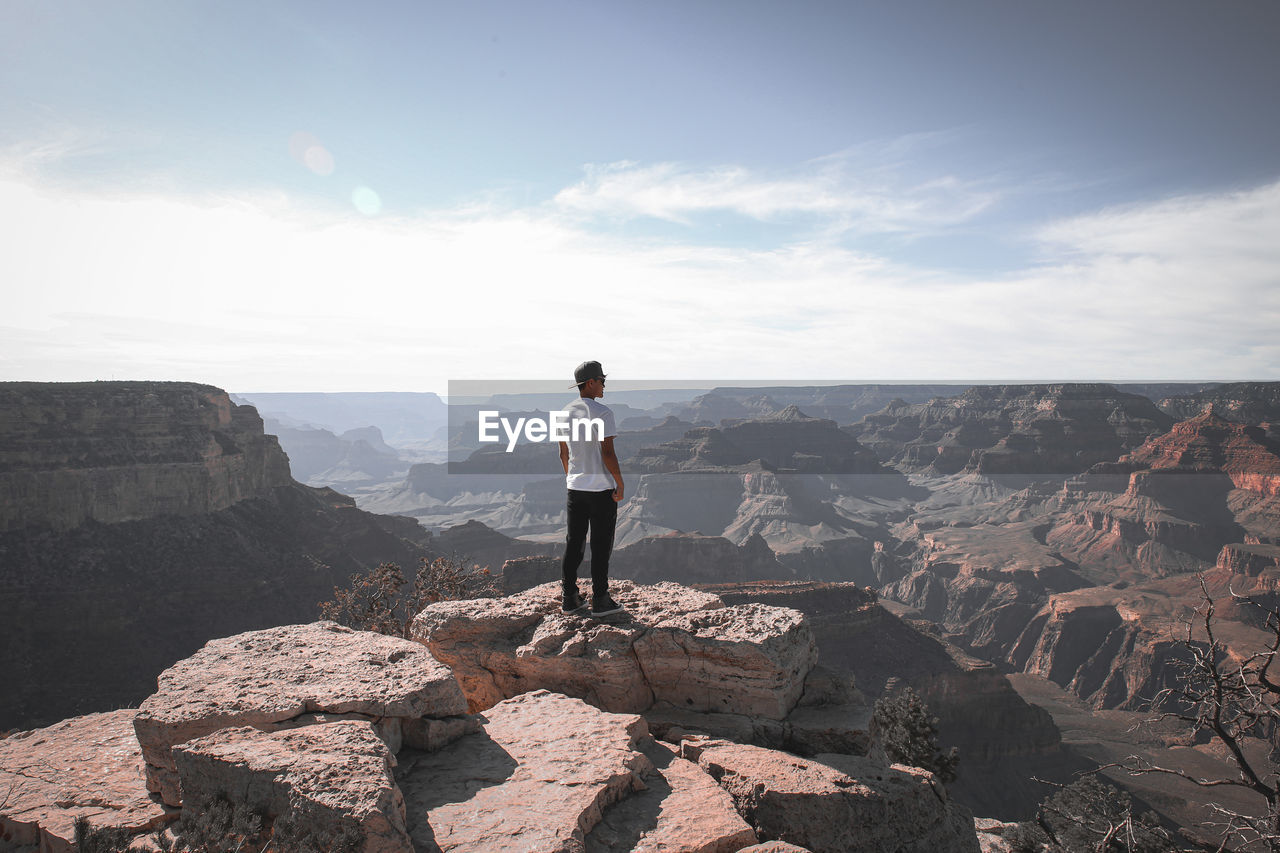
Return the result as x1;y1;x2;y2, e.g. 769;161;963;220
552;159;997;232
2;159;1277;391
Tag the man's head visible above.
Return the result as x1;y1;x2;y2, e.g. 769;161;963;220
572;360;607;398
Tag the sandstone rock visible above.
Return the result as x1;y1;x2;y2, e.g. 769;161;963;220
396;690;652;852
0;710;170;853
692;741;980;853
585;739;758;852
412;580;817;722
736;843;813;853
135;621;467;806
635;603;815;718
0;382;292;533
173;721;411;852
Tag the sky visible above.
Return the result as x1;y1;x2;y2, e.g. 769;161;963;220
2;0;1278;392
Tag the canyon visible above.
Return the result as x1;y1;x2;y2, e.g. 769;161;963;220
5;378;1280;848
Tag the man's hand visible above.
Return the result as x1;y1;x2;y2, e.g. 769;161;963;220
601;436;624;503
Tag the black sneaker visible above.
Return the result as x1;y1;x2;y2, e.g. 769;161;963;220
561;590;587;613
591;595;625;617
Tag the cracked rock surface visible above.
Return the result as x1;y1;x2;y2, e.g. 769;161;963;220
0;710;169;853
585;739;758;853
396;690;652;852
134;621;466;805
173;721;412;853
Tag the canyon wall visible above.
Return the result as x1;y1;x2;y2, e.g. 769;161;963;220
0;382;435;732
0;382;291;531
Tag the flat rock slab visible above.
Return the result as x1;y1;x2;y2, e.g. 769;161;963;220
396;690;652;852
412;580;817;720
692;741;980;853
585;739;757;853
135;621;466;805
173;721;412;853
0;710;170;853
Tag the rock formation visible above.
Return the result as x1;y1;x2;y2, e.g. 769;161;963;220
666;384;973;428
1;582;982;853
1046;411;1280;579
1158;381;1280;425
264;420;404;486
410;580;817;720
848;384;1173;477
699;582;1070;819
0;382;438;732
0;381;291;531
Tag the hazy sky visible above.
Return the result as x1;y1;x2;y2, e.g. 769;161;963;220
3;0;1278;392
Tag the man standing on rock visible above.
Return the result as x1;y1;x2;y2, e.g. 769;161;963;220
559;360;625;616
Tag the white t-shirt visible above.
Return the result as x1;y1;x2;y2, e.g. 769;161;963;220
562;396;618;491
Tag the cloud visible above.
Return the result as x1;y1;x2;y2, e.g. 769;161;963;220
552;159;998;233
2;157;1277;391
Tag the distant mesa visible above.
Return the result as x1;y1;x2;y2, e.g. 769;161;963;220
848;383;1174;478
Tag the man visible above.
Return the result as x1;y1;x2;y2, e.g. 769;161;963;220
559;360;625;616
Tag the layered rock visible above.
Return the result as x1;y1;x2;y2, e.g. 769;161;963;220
0;383;440;734
849;384;1172;477
667;384;971;427
410;580;817;720
0;381;292;531
134;621;468;806
1045;411;1280;580
1159;381;1280;425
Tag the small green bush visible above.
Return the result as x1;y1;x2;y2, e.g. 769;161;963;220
871;686;959;783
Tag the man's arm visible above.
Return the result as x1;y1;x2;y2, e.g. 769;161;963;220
601;436;624;502
558;441;570;475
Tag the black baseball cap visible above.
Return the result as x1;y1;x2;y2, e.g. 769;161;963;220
570;360;607;388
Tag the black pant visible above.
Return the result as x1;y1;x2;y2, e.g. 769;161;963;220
562;489;617;600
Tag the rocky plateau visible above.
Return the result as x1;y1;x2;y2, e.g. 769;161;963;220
1;582;981;853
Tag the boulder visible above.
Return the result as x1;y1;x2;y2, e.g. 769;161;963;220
633;603;815;718
134;621;467;806
585;739;758;852
411;580;818;721
0;710;170;853
172;721;411;852
689;740;980;853
395;690;652;852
